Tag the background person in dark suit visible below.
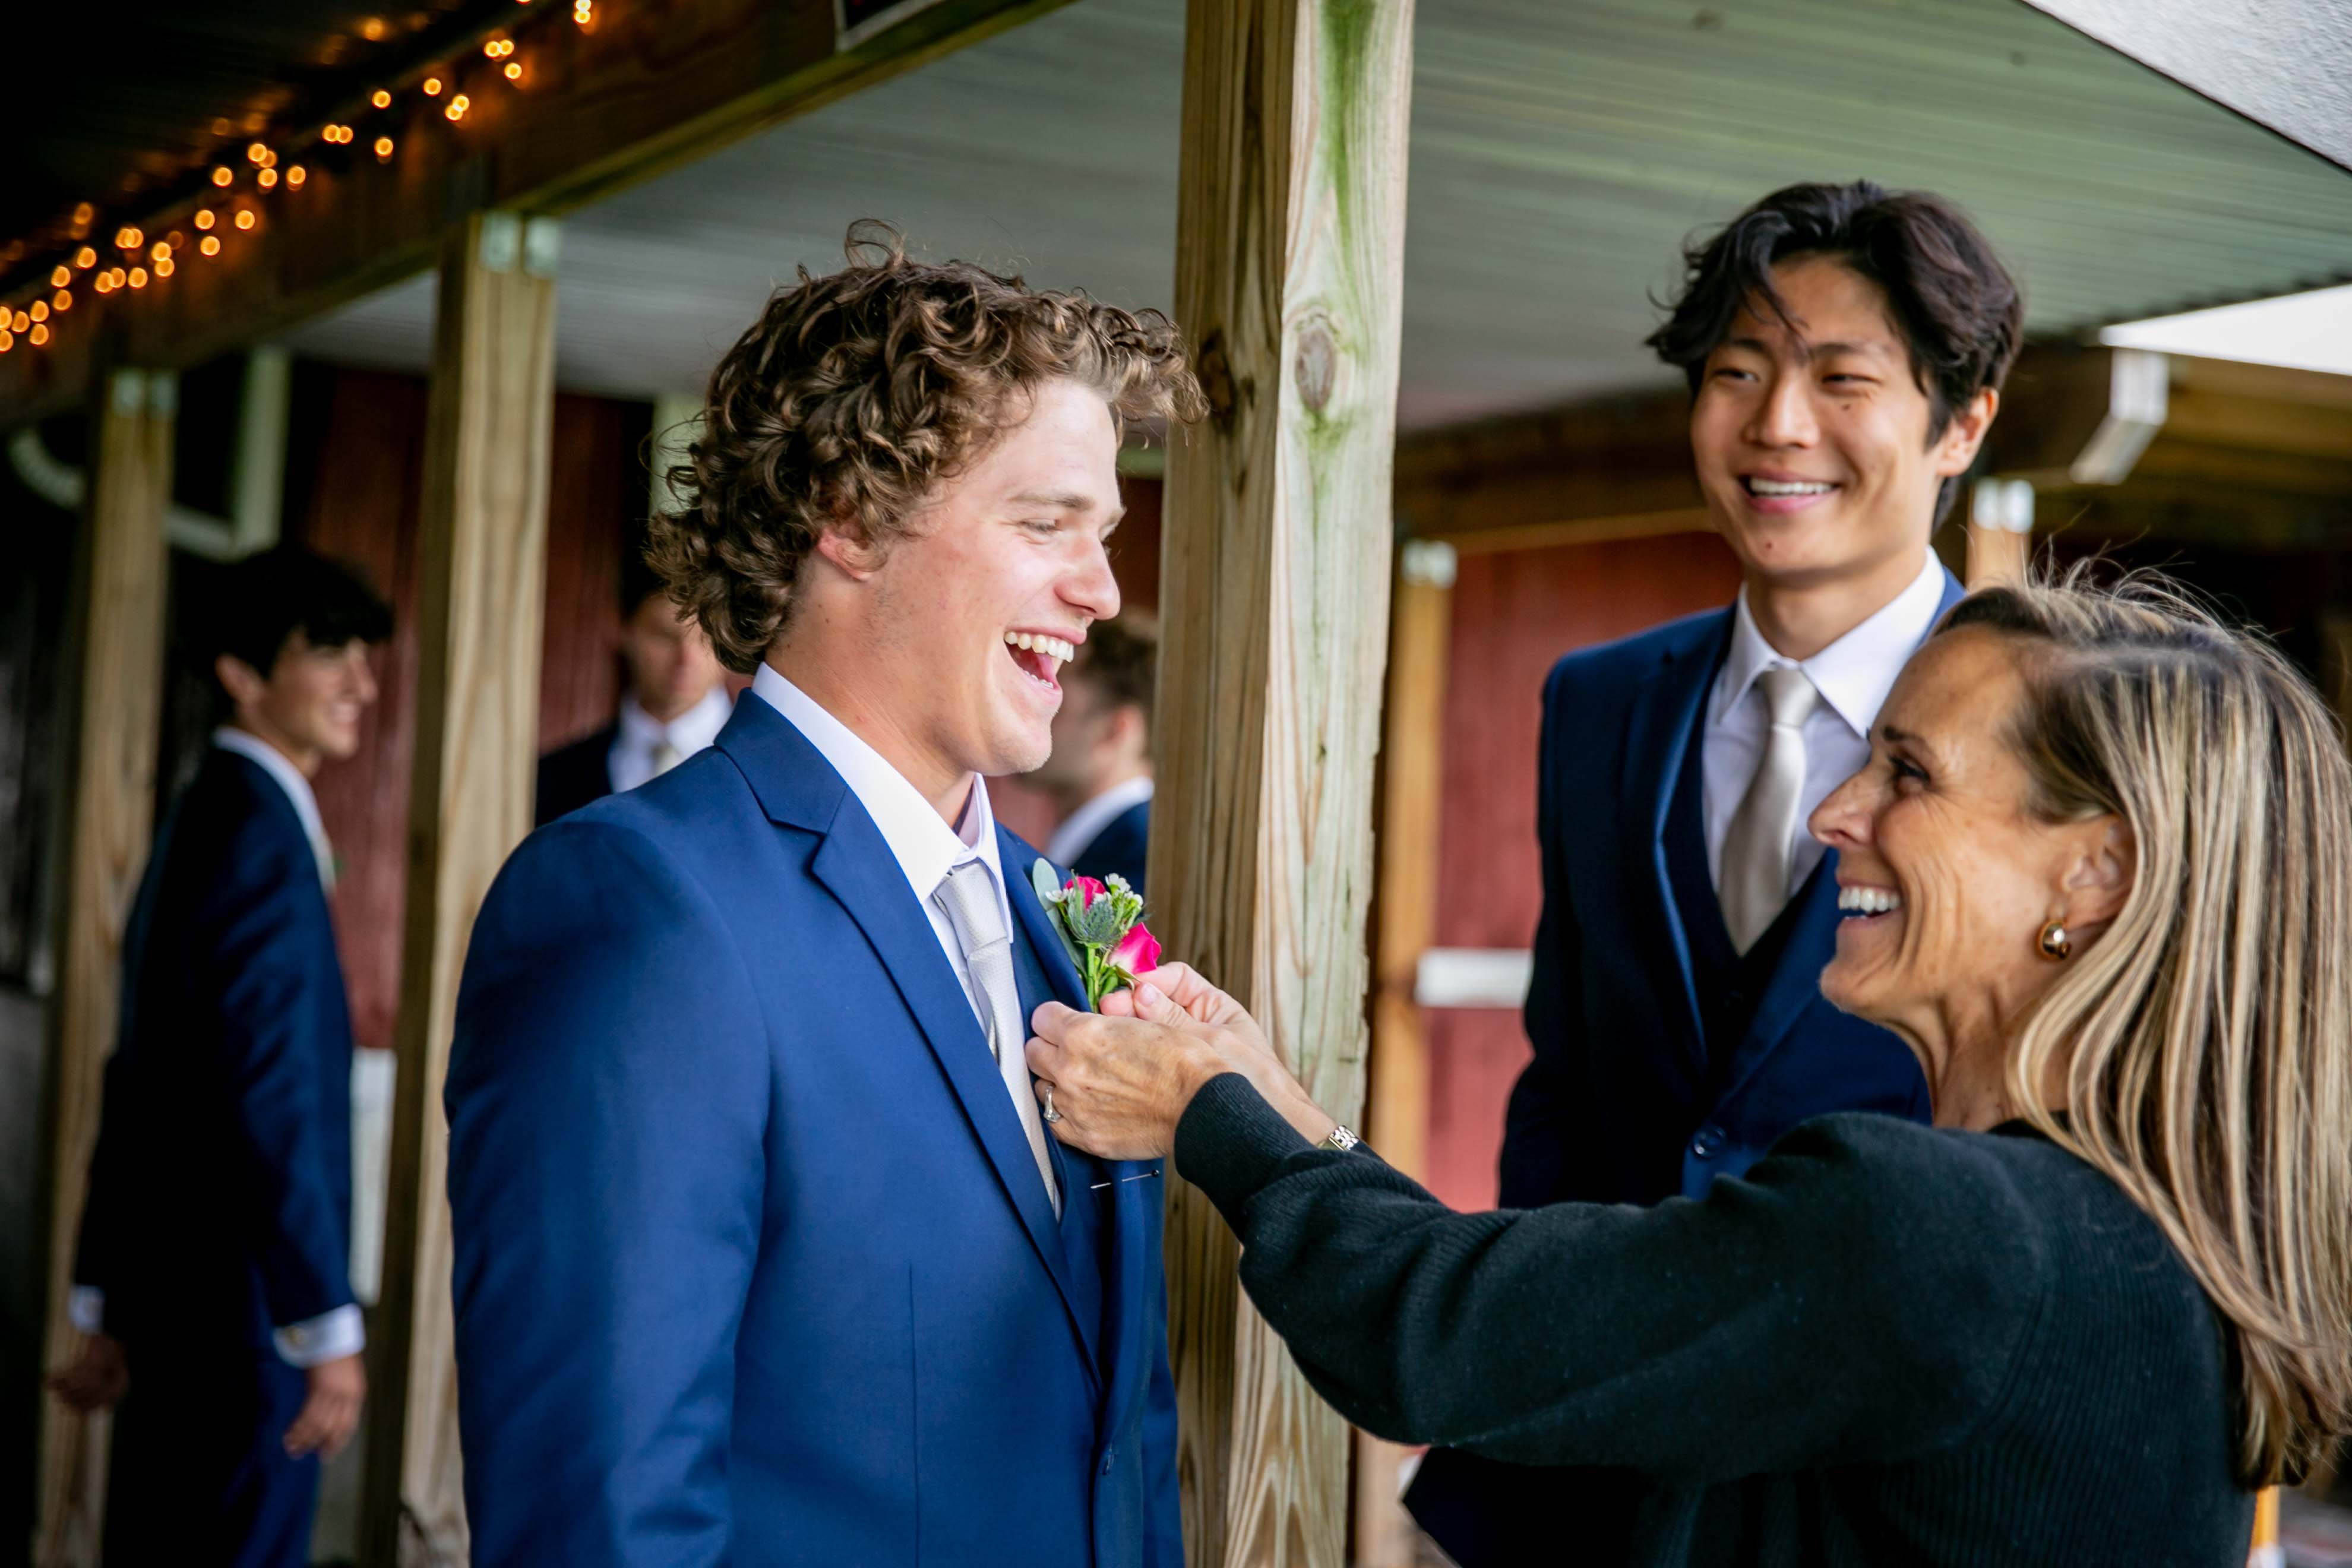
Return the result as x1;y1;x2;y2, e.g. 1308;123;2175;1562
1030;614;1155;893
49;546;391;1568
444;227;1203;1567
1405;181;2022;1563
534;564;731;826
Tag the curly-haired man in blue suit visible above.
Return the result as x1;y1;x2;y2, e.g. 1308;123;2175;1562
1406;182;2025;1562
445;226;1204;1568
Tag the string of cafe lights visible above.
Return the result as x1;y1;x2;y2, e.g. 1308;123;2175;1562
0;0;600;358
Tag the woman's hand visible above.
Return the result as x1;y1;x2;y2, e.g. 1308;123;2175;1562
1028;965;1338;1159
1025;985;1228;1160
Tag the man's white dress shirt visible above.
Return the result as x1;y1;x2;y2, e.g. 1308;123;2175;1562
1702;553;1946;902
608;687;733;795
1045;774;1154;872
751;665;1061;1210
69;729;365;1368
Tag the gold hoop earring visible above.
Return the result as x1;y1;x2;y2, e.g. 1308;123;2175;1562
2037;919;2070;962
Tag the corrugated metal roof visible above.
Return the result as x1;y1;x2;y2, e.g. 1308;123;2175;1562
279;0;2352;429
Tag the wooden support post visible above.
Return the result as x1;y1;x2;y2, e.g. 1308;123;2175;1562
1352;538;1455;1568
1964;477;2034;590
34;368;175;1568
1152;0;1414;1561
358;211;558;1568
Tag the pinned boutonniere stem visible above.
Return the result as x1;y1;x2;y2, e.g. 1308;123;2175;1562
1032;861;1161;1010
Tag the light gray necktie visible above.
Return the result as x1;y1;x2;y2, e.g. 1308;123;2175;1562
650;739;684;777
932;859;1060;1213
1718;666;1822;954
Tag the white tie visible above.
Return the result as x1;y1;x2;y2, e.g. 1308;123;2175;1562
650;739;684;777
1719;666;1822;954
932;859;1060;1215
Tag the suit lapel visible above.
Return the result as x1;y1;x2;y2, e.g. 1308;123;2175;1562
1003;837;1088;1004
807;823;1097;1378
1004;833;1161;1438
721;698;1099;1376
1617;616;1730;1083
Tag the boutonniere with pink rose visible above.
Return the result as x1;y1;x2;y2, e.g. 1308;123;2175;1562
1030;861;1161;1010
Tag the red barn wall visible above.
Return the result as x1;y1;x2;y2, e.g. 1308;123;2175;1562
1420;530;1743;1211
290;364;650;1052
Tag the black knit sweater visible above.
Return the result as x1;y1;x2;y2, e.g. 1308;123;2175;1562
1175;1074;2255;1566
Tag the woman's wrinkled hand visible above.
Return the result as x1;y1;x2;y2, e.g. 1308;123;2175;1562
1025;982;1231;1159
1029;965;1337;1159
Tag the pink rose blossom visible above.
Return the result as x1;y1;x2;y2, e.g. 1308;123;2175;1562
1068;875;1108;909
1110;922;1161;976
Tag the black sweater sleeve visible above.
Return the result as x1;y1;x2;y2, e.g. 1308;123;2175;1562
1175;1074;2051;1483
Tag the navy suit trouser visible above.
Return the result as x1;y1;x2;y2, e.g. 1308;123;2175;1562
106;1344;318;1568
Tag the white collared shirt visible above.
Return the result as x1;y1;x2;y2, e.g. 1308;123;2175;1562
213;727;334;889
607;687;733;795
750;664;1059;1208
1703;553;1948;900
1045;774;1154;871
68;729;366;1369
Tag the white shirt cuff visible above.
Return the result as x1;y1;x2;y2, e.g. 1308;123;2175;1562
68;1286;105;1335
273;1304;365;1368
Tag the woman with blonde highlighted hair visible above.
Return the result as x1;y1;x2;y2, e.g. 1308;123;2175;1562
1024;568;2352;1565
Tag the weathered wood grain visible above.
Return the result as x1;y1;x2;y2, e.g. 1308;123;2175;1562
357;213;557;1568
1153;0;1414;1561
34;369;175;1568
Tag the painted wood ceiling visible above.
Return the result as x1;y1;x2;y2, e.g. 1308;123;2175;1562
277;0;2352;431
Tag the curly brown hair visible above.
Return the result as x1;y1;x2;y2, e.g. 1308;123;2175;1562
647;222;1205;672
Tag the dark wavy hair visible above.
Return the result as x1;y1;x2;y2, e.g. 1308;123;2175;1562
647;222;1205;672
1646;181;2024;524
212;546;392;678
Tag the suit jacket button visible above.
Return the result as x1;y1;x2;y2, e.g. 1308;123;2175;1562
1101;1447;1115;1474
1690;1124;1726;1159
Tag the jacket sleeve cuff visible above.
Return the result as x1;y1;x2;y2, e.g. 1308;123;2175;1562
273;1303;365;1368
68;1286;105;1336
1174;1072;1317;1225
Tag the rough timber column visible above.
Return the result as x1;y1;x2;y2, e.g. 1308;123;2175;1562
358;211;558;1568
1150;0;1414;1562
34;369;175;1568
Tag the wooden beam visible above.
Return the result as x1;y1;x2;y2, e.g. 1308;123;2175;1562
1151;0;1414;1559
0;0;1070;429
34;368;175;1568
1432;507;1712;556
1352;539;1454;1568
2018;0;2352;173
2033;472;2352;552
1393;390;1700;545
1987;344;2170;488
358;211;558;1568
1964;477;2034;589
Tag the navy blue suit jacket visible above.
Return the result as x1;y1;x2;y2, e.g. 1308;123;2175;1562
1407;571;1960;1561
447;695;1181;1568
1069;799;1149;895
75;748;356;1354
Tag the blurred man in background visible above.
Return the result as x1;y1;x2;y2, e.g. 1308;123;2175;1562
535;565;731;826
52;546;390;1568
1030;614;1155;891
